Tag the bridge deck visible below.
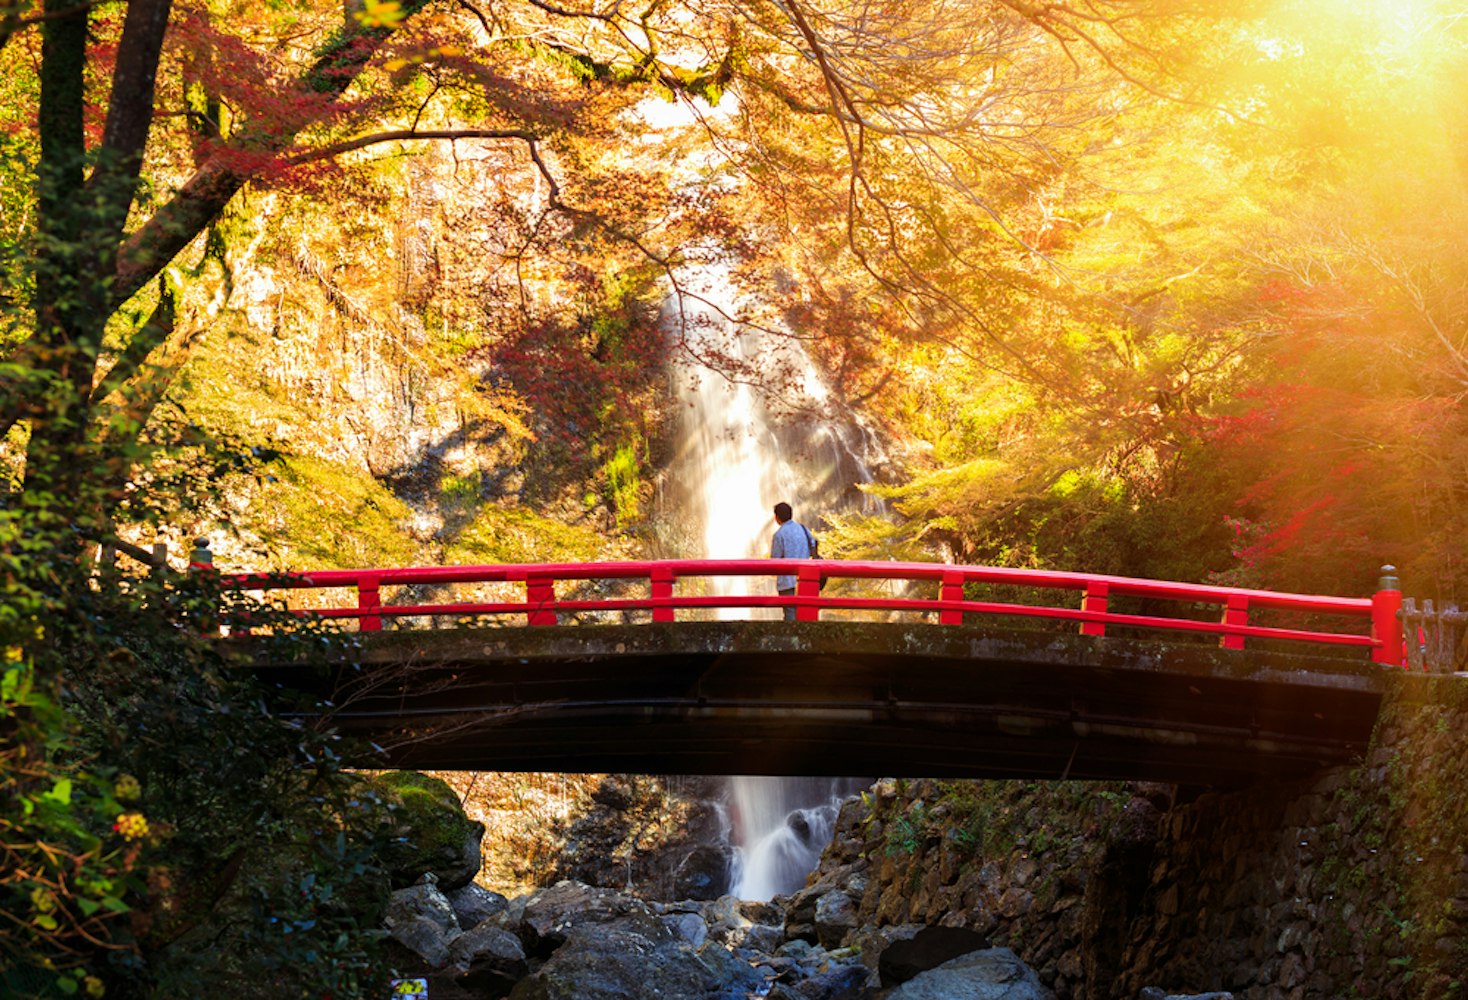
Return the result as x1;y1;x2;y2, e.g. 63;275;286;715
241;621;1386;786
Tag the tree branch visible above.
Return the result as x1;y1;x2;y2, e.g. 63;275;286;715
280;127;538;166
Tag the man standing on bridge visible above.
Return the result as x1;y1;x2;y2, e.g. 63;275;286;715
770;501;816;622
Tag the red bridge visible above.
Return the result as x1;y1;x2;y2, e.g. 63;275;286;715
220;554;1407;786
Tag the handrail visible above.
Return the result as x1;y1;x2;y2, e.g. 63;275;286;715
216;557;1407;666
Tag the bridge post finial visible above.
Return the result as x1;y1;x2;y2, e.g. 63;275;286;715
189;537;213;571
188;537;218;636
1371;565;1405;668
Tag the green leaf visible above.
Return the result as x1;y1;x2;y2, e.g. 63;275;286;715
101;895;131;913
33;913;58;930
57;977;79;995
76;897;101;916
46;778;72;805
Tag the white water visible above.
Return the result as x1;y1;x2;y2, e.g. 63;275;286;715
726;776;863;901
661;259;880;899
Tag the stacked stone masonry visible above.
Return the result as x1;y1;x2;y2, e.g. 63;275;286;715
808;673;1468;999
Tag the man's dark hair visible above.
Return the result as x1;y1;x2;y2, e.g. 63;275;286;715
773;502;792;523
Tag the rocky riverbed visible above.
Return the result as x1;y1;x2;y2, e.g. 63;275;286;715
382;775;1225;1000
384;873;1220;1000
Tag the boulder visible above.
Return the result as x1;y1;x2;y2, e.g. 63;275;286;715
813;889;859;949
662;910;710;948
886;947;1055;1000
507;914;762;1000
371;771;486;890
879;925;992;985
387;914;455;969
784;862;865;942
703;893;782;950
518;881;652;956
444;922;529;997
766;961;873;1000
447;882;509;929
674;844;734;901
849;923;923;973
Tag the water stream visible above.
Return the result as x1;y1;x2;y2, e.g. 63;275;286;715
659;261;881;899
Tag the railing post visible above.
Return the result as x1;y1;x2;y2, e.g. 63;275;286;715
98;544;118;582
189;538;217;635
1080;581;1109;637
1220;594;1249;650
358;576;382;632
650;567;675;623
796;566;820;622
939;571;964;625
1371;565;1405;667
526;576;558;626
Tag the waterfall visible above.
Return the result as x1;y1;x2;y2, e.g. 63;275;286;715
660;259;880;899
726;776;867;901
661;260;884;597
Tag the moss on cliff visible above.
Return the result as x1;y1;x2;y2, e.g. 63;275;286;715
250;454;424;568
445;505;614;564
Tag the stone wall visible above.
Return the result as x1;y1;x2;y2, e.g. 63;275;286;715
807;672;1468;999
1113;672;1468;999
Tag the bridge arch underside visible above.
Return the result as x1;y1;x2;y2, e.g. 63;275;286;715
246;622;1387;787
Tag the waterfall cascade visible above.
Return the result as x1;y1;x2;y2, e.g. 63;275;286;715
660;261;880;899
726;776;867;901
662;262;884;600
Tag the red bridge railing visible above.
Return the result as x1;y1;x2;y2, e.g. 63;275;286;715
214;555;1407;667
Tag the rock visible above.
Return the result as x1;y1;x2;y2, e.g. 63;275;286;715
662;910;710;947
387;881;462;937
767;961;874;999
702;893;781;950
384;881;463;969
519;881;652;956
388;915;456;969
813;889;859;949
444;923;529;996
879;925;992;985
590;775;637;810
777;938;817;961
741;922;783;953
1138;991;1236;1000
674;843;734;901
886;947;1055;1000
740;899;784;926
849;923;923;972
446;882;509;929
507;914;762;1000
786;870;862;944
371;771;487;891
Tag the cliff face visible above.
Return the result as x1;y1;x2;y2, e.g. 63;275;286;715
801;672;1468;1000
160;145;658;575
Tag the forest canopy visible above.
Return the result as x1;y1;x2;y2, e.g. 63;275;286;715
0;0;1460;593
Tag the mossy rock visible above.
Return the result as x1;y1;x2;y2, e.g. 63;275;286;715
368;771;486;891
